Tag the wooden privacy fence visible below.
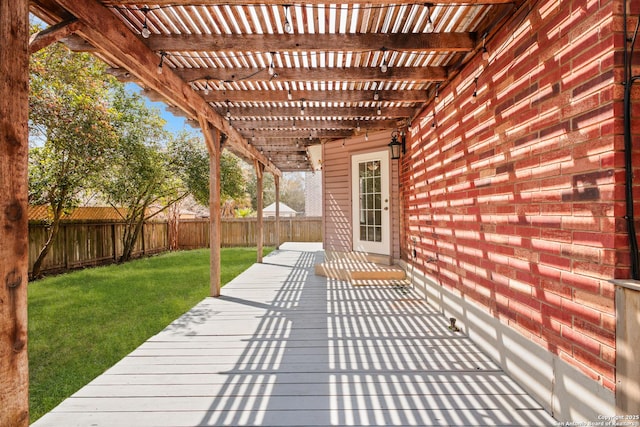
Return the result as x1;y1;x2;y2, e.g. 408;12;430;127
28;221;169;276
28;217;323;275
178;217;323;249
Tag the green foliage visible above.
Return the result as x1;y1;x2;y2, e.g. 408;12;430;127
167;132;210;205
29;40;117;210
100;86;180;261
168;133;248;207
28;247;273;422
28;37;120;277
220;150;247;202
247;171;276;210
235;207;254;217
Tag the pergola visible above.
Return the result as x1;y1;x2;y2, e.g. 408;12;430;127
2;0;522;424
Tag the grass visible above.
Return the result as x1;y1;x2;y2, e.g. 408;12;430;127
28;247;273;423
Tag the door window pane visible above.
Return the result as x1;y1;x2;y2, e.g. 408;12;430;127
358;160;383;242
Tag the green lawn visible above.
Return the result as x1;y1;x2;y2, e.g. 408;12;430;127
28;247;272;423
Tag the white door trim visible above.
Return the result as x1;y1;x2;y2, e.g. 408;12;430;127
351;150;390;256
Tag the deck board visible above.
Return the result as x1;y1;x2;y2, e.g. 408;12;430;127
32;242;556;426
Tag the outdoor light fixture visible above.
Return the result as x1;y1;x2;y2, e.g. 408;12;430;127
140;7;151;38
268;52;276;76
481;34;490;61
380;47;388;73
365;130;369;141
388;130;401;160
300;99;305;116
356;121;361;131
284;5;293;34
157;51;167;74
434;82;440;100
425;4;434;33
287;87;293;100
377;104;382;116
373;90;380;101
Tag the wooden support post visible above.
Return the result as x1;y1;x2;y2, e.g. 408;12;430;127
255;160;264;263
275;175;281;250
0;1;30;425
199;116;221;297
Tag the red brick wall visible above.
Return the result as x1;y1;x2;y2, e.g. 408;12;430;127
402;0;634;391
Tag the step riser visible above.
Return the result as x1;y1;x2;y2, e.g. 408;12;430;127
325;250;393;266
350;270;406;281
315;262;406;282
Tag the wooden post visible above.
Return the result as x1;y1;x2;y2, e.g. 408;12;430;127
0;1;30;425
199;116;221;297
255;160;264;263
275;175;281;249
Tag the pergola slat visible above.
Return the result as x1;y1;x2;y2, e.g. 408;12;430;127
50;0;281;177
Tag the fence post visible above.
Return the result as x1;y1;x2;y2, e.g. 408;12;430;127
111;223;117;261
64;223;69;269
141;222;146;255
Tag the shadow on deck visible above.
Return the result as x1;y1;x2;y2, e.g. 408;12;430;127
32;242;556;426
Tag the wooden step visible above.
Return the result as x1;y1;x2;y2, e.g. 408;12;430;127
314;260;406;282
325;250;393;266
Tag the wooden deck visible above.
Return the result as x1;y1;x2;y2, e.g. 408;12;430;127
32;243;556;426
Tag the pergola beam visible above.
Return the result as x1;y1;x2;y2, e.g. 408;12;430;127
175;66;447;84
233;118;403;130
241;129;355;139
145;33;476;53
142;87;428;104
29;18;83;54
50;0;280;177
220;105;416;118
106;0;512;4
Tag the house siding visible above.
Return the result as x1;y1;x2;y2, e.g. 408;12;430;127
400;0;634;419
323;131;400;260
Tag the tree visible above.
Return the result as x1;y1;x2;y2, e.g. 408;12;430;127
281;173;306;213
168;132;247;207
29;37;118;278
100;86;183;262
248;172;275;212
247;172;306;214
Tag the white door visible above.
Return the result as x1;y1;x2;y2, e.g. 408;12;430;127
351;150;390;256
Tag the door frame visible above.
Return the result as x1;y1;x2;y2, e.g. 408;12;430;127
351;149;391;256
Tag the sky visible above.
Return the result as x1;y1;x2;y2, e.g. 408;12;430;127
126;82;202;137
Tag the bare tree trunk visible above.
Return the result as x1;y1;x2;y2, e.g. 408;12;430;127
31;204;63;279
120;211;146;262
0;0;30;424
168;203;179;250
